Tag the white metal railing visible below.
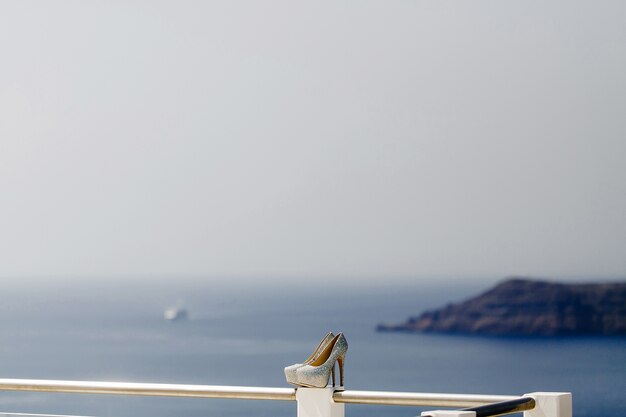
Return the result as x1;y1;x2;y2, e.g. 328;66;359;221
0;378;572;417
0;379;294;401
0;413;96;417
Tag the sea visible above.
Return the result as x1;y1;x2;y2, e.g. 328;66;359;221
0;279;624;417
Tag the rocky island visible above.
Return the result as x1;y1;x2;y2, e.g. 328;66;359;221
377;278;626;336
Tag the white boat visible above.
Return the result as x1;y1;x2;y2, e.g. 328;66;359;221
164;306;188;321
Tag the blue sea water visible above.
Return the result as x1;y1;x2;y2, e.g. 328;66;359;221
0;280;624;417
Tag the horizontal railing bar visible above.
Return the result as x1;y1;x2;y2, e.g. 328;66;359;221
0;379;523;408
334;390;520;407
461;397;535;417
0;413;96;417
0;379;296;401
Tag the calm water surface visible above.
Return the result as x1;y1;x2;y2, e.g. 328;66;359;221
0;280;623;417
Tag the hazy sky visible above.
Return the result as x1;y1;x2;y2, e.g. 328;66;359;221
1;1;625;283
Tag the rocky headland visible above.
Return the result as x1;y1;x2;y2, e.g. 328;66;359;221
377;278;626;336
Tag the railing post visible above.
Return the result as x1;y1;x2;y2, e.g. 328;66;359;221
296;388;344;417
421;411;476;417
523;393;572;417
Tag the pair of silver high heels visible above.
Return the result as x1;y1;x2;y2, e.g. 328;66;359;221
284;332;348;388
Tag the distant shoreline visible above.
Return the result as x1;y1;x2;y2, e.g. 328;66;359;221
377;277;626;337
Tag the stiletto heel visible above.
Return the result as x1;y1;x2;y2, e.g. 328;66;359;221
331;363;336;386
337;353;345;387
295;333;348;388
284;332;334;385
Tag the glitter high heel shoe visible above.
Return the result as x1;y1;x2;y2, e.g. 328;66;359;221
295;333;348;388
284;332;334;385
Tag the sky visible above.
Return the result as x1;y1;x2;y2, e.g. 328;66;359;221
1;1;625;284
